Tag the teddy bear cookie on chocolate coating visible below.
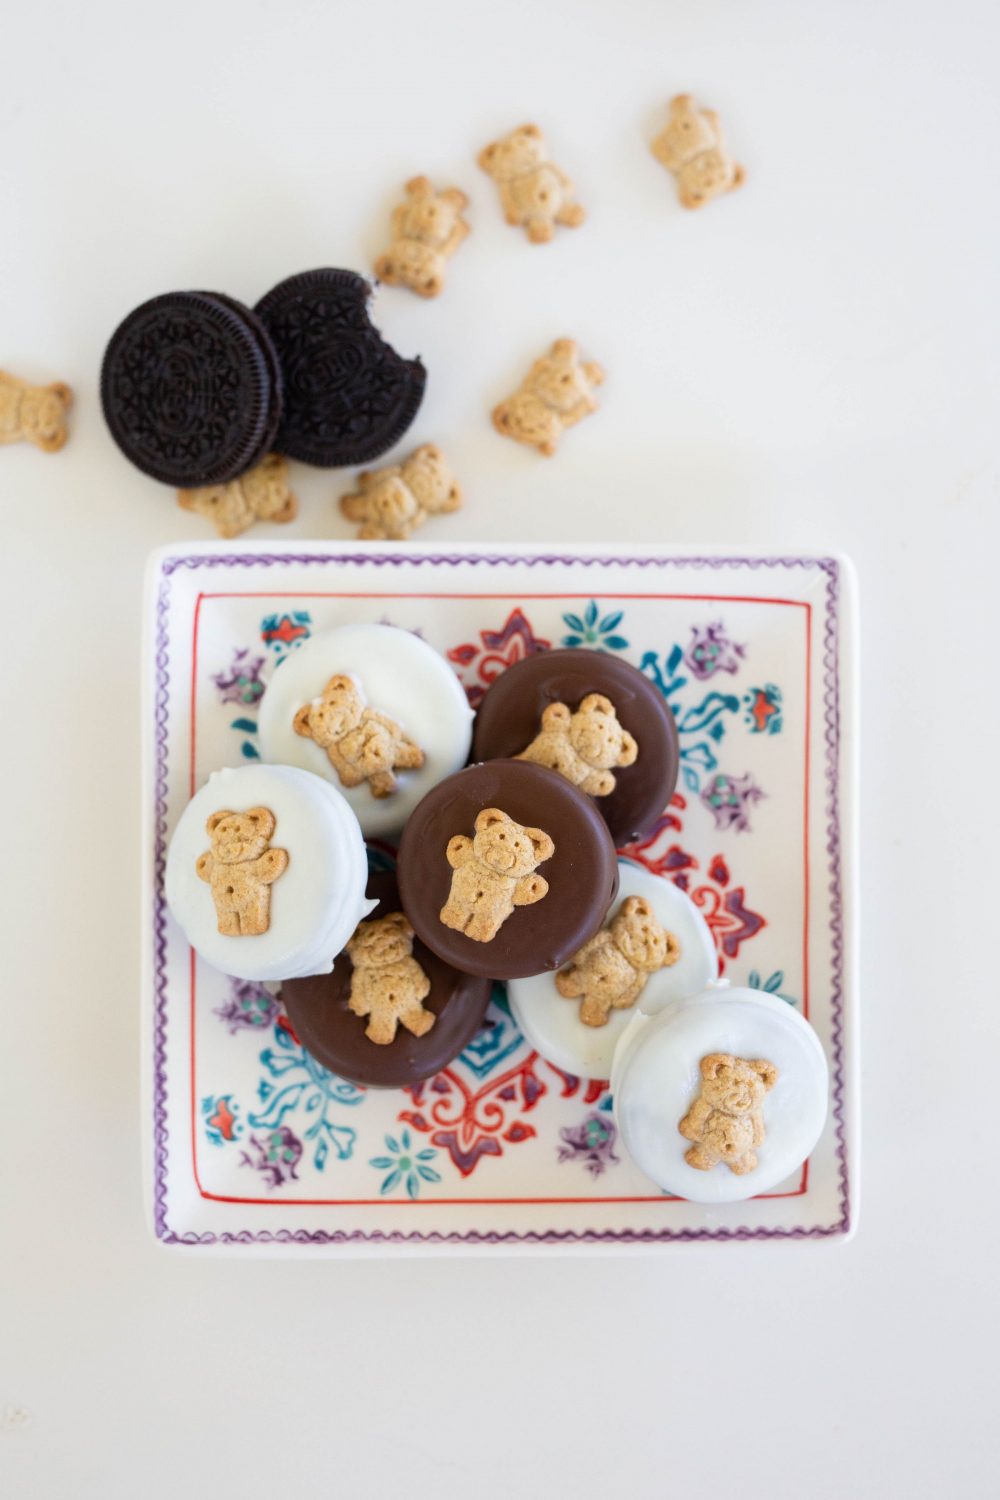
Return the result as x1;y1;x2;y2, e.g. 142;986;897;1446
440;807;555;944
195;807;289;937
346;911;435;1045
0;370;73;452
651;94;745;210
555;895;681;1027
478;124;585;243
293;674;424;799
492;339;603;456
339;443;462;540
678;1053;778;1174
178;454;298;539
375;176;470;298
516;693;637;797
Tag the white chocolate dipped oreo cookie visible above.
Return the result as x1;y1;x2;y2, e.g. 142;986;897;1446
506;859;718;1081
165;764;374;982
611;985;829;1204
256;623;473;837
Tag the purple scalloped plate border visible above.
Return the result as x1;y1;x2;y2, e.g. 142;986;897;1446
150;551;851;1247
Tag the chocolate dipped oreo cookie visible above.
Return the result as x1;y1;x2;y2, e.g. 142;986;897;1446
255;269;426;466
471;648;679;844
281;869;492;1089
397;760;619;981
100;291;282;486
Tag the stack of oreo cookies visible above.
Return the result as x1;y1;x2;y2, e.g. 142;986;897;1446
100;270;426;487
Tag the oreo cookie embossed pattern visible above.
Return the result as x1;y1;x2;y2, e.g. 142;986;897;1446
100;292;280;487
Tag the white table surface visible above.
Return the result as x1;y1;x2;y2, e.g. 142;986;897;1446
2;0;997;1494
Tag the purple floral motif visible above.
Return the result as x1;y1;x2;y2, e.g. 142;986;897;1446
684;621;747;680
701;772;765;833
214;979;282;1035
212;648;267;707
447;607;551;709
557;1113;621;1177
239;1127;303;1188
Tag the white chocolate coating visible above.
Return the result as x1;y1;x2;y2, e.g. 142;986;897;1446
611;985;829;1204
164;764;375;982
506;860;718;1080
256;623;474;837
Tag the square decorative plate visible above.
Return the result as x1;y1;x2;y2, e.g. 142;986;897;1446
142;543;859;1254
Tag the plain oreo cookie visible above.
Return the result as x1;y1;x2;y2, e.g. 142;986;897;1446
100;291;281;486
254;268;426;466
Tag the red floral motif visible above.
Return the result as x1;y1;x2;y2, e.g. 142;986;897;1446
447;607;551;709
618;797;765;971
400;1054;606;1176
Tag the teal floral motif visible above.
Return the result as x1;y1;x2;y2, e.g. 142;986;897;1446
748;969;797;1007
250;1022;364;1171
459;985;524;1079
370;1130;441;1199
640;645;740;792
561;601;629;652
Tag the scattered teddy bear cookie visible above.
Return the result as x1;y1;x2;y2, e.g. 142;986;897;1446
555;894;681;1027
678;1053;778;1174
492;338;603;456
346;911;435;1045
339;443;462;540
440;806;554;944
195;806;289;937
516;693;637;797
0;370;73;452
651;94;746;210
374;176;471;298
293;673;424;799
178;454;298;539
478;124;585;243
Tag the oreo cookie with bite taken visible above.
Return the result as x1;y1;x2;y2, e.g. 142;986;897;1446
100;291;281;486
254;268;426;467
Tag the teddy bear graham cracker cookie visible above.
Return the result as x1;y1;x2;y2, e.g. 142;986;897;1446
556;895;681;1027
375;176;470;298
651;94;745;210
195;807;289;937
441;807;554;944
0;370;73;452
493;339;603;456
679;1054;778;1175
339;444;462;540
346;911;435;1045
478;124;585;243
178;454;297;539
516;693;637;797
293;673;425;799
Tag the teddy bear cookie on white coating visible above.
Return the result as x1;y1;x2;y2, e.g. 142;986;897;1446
506;859;717;1081
611;985;829;1203
256;623;474;839
165;764;374;983
339;444;462;540
0;370;73;452
492;339;603;456
650;94;746;210
478;124;585;243
374;176;470;298
178;454;298;539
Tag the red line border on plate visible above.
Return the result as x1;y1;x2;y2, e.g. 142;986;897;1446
187;590;812;1207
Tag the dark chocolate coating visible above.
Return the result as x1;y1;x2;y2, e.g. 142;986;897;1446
254;269;426;467
100;291;280;486
397;760;619;981
471;649;679;844
281;871;491;1088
